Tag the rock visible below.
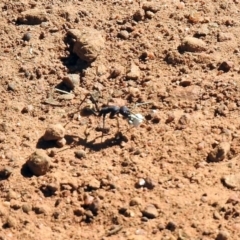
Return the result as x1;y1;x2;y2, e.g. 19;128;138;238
165;50;184;65
109;65;124;78
129;197;142;206
0;167;13;179
142;2;160;13
83;193;94;205
56;138;66;148
222;173;240;190
158;222;165;231
133;9;145;21
176;114;190;130
195;25;209;37
126;63;141;80
215;104;228;117
217;32;233;42
22;32;31;41
17;9;48;25
178;229;191;239
88;178;101;190
67;28;105;62
27;150;50;176
218;61;233;72
207;142;230;162
0;203;9;217
128;87;141;97
74;150;86;159
8;82;16;91
188;11;202;24
58;94;75;100
145;11;155;19
146;110;161;124
0;133;6;143
166;221;177;231
43;124;65;141
142;204;159;219
33;204;49;215
21;105;34;114
83;194;100;213
213;211;221;220
73;207;85;216
145;177;157;189
216;230;230;240
96;64;107;76
62;74;79;89
118;30;129;40
22;203;32;214
6;216;16;228
165;112;175;124
179;37;207;52
6;190;19;201
137;178;146;187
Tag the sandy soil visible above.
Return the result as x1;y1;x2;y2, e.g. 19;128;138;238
1;0;240;239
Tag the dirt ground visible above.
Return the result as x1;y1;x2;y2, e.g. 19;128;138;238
1;0;240;239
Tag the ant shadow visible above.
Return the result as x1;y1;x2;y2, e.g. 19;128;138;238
66;133;128;152
35;132;127;152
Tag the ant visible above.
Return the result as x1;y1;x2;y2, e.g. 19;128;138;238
66;93;141;140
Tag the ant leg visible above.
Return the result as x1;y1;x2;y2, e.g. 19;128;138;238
101;116;106;142
89;94;100;112
64;93;90;128
116;117;120;133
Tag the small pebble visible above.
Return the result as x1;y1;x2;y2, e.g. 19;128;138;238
133;9;145;21
142;204;159;219
88;178;101;190
166;221;177;231
138;178;146;187
126;63;141;80
213;211;221;220
129;197;142;206
8;82;16;91
6;190;19;201
74;150;86;159
43;124;65;141
22;203;32;214
179;36;207;52
21;105;34;114
158;222;165;231
145;11;155;19
23;32;31;41
27;150;50;176
0;167;13;179
222;173;240;190
208;142;230;162
56;137;66;148
165;112;175;123
33;205;48;215
62;74;79;90
216;230;230;240
118;30;129;40
218;61;233;72
6;216;16;228
145;178;157;189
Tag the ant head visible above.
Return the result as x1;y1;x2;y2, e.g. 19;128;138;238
120;106;131;118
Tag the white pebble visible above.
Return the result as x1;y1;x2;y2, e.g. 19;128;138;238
138;178;145;186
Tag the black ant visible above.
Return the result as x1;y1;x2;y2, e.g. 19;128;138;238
66;93;136;139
